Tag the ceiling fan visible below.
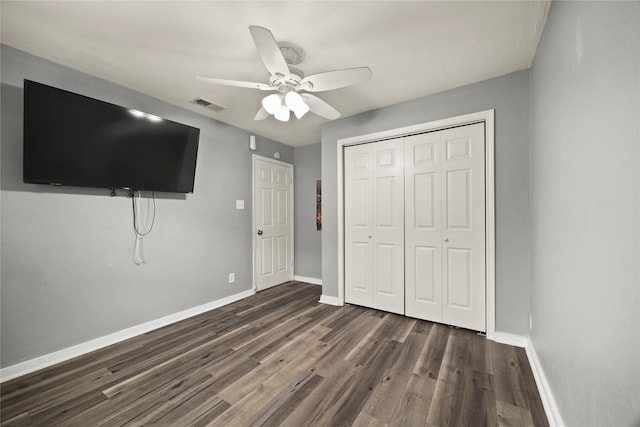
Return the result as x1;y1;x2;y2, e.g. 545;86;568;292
197;26;372;122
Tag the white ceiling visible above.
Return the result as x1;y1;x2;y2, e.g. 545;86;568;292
1;1;550;147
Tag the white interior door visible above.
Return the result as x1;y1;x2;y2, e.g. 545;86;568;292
405;123;485;331
345;139;404;314
404;131;443;322
254;156;293;291
441;123;485;331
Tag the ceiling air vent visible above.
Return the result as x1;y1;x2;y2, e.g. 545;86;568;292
189;97;226;112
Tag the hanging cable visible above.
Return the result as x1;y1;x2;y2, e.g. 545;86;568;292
132;190;156;236
131;190;156;265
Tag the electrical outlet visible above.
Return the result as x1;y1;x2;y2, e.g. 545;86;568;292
529;313;533;331
228;272;235;284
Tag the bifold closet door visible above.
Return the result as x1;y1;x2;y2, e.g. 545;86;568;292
404;131;443;322
344;139;404;314
405;123;486;332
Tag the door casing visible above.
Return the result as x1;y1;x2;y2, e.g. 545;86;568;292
337;110;496;339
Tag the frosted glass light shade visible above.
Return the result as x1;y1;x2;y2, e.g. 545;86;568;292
285;91;310;119
274;105;290;121
262;94;283;115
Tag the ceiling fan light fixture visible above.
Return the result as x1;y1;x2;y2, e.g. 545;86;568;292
292;104;310;119
198;25;373;124
274;104;290;121
262;93;282;115
285;91;310;119
284;91;302;108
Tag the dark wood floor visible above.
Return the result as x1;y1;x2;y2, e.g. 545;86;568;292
1;282;548;427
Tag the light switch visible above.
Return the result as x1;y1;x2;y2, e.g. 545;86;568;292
236;200;244;210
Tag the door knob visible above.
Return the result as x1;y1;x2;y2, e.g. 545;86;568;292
368;234;372;239
257;230;263;235
444;238;449;242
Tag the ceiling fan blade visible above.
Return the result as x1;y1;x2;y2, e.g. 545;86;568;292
196;76;273;91
301;67;372;92
254;106;269;120
302;94;341;120
249;25;290;78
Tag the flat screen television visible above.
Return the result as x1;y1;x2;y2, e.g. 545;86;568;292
23;80;200;193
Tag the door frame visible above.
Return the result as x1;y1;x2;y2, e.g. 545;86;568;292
252;154;295;291
337;110;496;339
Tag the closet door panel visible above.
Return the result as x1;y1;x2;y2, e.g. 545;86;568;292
345;139;404;314
371;139;404;314
345;145;373;307
441;123;486;331
405;132;443;321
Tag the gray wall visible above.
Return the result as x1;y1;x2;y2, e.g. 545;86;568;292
0;45;293;368
529;2;640;425
321;69;531;335
293;143;322;280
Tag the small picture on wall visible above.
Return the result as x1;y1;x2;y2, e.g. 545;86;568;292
316;180;322;231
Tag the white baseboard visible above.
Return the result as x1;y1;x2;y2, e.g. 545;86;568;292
318;294;341;306
493;331;528;348
0;288;256;383
293;275;322;285
526;337;565;427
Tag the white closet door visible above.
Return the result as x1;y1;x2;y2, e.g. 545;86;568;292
345;139;404;314
345;144;373;307
405;123;485;331
404;131;443;321
441;123;485;331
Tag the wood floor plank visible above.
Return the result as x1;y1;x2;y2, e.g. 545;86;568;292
0;340;145;404
413;322;450;380
246;371;324;427
362;326;430;423
496;400;535;427
352;411;388;427
28;389;108;426
101;338;232;400
101;369;220;426
491;341;529;410
0;282;550;427
388;317;417;343
0;412;32;427
313;310;384;377
388;373;437;427
515;347;551;427
216;334;313;405
0;367;112;420
164;394;231;427
213;359;313;426
344;312;404;364
64;368;217;425
320;337;402;426
426;330;470;426
279;360;358;426
457;369;497;427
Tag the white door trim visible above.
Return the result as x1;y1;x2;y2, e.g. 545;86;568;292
252;154;294;291
337;110;496;339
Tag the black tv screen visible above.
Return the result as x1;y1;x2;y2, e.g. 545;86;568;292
23;80;200;193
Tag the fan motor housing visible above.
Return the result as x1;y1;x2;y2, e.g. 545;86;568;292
269;65;304;88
